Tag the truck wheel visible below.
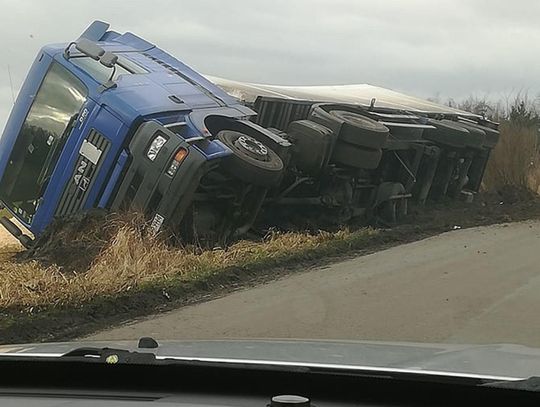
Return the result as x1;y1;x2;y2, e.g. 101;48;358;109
331;141;382;169
380;198;408;223
457;120;500;148
329;110;389;149
217;130;284;187
375;182;408;223
287;120;334;175
452;121;486;149
396;197;408;220
381;200;398;223
387;126;424;141
424;119;482;148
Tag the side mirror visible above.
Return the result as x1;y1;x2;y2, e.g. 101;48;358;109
74;38;105;60
100;51;118;68
64;38;120;93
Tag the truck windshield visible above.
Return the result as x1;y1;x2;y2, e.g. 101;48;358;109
0;62;87;223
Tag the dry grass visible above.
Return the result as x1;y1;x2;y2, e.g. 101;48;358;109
483;121;540;193
0;219;376;310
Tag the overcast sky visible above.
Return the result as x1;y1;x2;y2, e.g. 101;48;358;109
0;0;538;131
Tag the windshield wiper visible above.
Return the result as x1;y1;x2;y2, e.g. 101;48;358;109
58;337;160;364
61;347;157;365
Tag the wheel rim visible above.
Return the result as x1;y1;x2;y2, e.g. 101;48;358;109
234;136;269;161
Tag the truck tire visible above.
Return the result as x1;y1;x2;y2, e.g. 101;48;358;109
376;182;408;223
381;199;408;223
217;130;284;187
309;105;389;149
424;119;483;148
452;121;486;149
331;141;382;169
381;200;397;223
457;120;500;148
329;110;389;149
397;196;408;220
287;120;334;175
386;126;424;141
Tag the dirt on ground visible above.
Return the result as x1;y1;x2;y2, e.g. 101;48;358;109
17;210;140;272
13;186;540;271
1;186;540;344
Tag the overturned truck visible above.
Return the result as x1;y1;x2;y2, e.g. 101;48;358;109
0;21;498;247
211;80;499;230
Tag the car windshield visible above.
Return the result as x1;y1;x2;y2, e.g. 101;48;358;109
0;0;539;385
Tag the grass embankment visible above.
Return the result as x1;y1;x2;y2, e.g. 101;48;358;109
0;222;375;311
0;215;383;344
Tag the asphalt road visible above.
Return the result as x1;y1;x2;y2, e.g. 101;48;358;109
87;220;540;346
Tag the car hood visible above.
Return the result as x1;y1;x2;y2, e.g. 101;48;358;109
0;339;539;380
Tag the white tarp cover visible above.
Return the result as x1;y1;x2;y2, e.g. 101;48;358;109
207;76;477;118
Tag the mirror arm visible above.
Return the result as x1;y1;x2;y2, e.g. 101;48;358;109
108;65;117;82
98;66;118;93
63;41;77;60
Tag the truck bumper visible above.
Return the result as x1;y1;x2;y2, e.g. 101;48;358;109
110;122;210;231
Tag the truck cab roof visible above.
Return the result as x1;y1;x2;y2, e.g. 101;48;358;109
40;21;251;127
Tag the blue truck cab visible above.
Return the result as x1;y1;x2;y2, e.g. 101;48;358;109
0;21;289;246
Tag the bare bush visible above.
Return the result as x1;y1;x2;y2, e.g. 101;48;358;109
483;121;540;192
448;94;540;193
472;94;540;193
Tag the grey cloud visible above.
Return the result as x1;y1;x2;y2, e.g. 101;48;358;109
0;0;538;131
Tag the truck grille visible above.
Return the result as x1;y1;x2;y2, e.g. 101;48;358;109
55;130;110;217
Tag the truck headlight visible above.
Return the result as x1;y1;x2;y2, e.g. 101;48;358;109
146;135;168;161
166;148;189;177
